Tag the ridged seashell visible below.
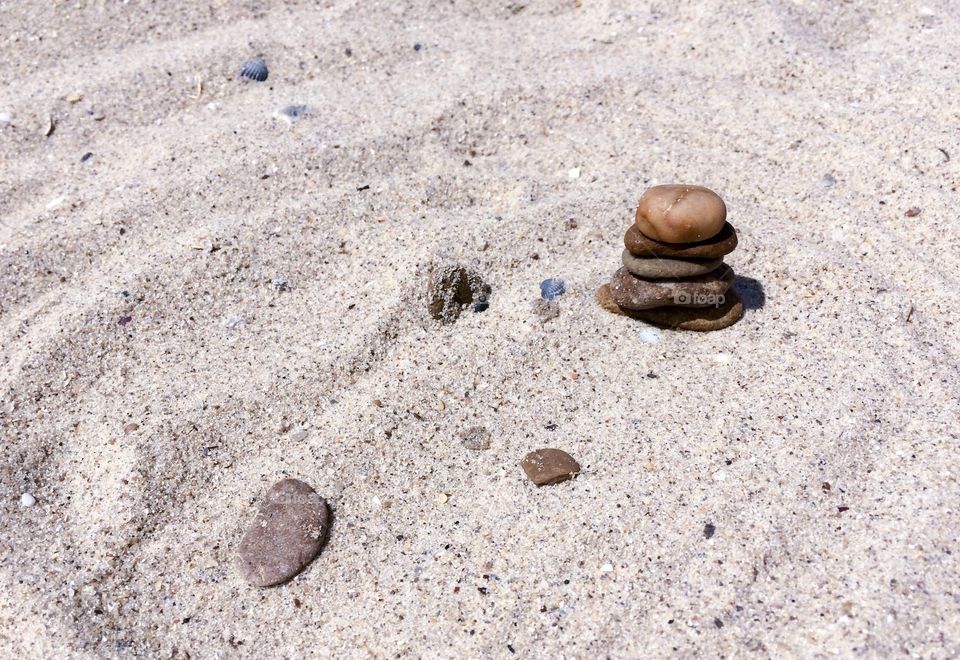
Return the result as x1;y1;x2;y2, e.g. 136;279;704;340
539;278;566;301
239;58;269;82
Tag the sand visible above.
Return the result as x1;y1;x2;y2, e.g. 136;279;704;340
2;1;959;656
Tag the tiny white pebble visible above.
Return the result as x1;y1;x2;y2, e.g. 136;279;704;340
714;352;732;365
568;167;581;179
638;328;660;343
601;563;614;573
0;111;12;125
20;493;36;507
713;471;727;482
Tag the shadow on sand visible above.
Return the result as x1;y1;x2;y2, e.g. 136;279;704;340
734;275;765;310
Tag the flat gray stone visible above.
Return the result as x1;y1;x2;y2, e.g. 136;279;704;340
236;478;331;587
621;249;723;279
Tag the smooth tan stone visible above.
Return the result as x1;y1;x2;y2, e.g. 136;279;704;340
608;265;734;310
597;284;744;331
624;222;738;258
621;249;723;279
635;184;726;243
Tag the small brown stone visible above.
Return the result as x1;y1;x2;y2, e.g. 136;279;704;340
635;184;727;243
608;265;734;310
521;448;581;486
598;284;744;331
621;249;723;279
236;478;331;587
624;222;738;258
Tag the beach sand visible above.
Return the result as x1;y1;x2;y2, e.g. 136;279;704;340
2;1;959;656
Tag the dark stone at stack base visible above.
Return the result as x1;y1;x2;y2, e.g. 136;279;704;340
608;265;735;310
597;284;744;331
624;222;738;258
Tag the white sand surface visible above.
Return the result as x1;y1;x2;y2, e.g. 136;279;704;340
2;1;959;656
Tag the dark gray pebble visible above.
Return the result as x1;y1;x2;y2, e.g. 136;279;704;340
236;478;331;587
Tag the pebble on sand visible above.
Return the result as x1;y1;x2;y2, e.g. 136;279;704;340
460;426;491;450
20;493;36;507
635;184;727;243
521;448;581;486
532;299;560;322
236;478;331;587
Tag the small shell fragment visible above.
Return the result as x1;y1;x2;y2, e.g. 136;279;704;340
239;58;269;82
539;278;566;301
275;104;307;124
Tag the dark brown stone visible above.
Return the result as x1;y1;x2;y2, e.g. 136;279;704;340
608;265;734;310
624;222;738;258
427;264;490;324
521;448;581;486
597;284;744;331
236;478;331;587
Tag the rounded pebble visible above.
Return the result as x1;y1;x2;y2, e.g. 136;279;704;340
236;478;331;587
539;278;566;301
635;184;727;243
20;493;36;507
239;58;269;82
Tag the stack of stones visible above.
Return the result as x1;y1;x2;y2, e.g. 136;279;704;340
597;184;743;331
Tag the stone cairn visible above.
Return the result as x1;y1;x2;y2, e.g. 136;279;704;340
597;184;743;331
